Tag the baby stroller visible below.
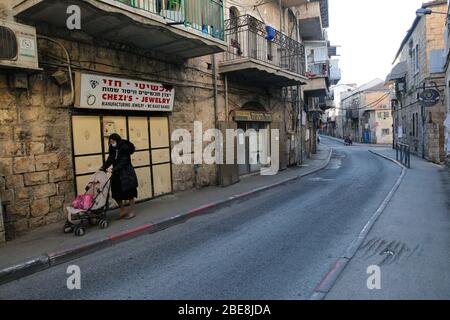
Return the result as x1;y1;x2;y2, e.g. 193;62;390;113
64;171;112;236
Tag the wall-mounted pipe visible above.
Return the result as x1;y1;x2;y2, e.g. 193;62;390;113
37;35;74;105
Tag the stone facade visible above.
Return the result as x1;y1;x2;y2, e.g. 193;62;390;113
0;65;74;239
390;1;447;163
444;2;450;167
0;0;326;240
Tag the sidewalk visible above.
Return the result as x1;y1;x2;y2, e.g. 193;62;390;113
0;146;332;284
325;148;450;299
321;134;392;148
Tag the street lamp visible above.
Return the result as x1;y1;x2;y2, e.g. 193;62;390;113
416;8;449;17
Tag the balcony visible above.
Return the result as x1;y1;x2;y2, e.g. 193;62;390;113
303;61;329;96
346;109;359;119
13;0;226;63
219;15;307;88
298;1;324;41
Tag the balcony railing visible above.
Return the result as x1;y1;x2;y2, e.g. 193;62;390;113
222;15;305;75
115;0;224;40
306;62;329;77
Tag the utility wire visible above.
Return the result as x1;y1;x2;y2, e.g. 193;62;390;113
332;93;390;111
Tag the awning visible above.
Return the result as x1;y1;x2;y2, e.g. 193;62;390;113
386;61;407;82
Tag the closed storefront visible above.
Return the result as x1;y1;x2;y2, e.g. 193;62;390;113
233;109;272;175
71;115;172;201
72;73;174;201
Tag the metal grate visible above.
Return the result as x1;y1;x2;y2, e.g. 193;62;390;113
115;0;224;40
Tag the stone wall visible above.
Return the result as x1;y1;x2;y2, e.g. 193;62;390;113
0;66;75;239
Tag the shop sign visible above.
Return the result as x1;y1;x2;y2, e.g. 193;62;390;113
75;73;175;112
234;110;272;122
419;88;440;107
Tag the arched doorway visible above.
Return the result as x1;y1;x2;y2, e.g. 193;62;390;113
234;102;272;175
228;6;243;57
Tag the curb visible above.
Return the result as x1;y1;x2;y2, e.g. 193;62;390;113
0;148;333;286
309;149;406;300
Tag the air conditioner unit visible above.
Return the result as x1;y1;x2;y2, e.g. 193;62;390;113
0;19;40;70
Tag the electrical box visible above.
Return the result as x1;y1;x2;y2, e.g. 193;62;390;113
0;19;40;71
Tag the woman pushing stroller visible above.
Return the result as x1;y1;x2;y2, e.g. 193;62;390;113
101;133;138;220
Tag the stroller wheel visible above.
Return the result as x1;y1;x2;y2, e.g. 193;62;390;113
99;219;109;229
63;222;73;234
74;226;86;237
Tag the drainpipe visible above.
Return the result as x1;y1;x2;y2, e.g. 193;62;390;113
279;0;283;32
225;74;229;121
212;54;219;185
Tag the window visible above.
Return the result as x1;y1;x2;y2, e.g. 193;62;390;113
410;42;419;75
382;129;390;136
415;112;419;137
379;111;389;119
415;44;419;73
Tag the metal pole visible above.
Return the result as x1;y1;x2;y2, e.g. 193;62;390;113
396;143;399;161
0;195;4;242
421;103;425;159
299;85;303;165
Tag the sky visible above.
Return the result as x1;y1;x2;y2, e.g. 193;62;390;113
328;0;427;86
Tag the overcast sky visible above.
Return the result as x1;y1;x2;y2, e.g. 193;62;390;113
328;0;427;86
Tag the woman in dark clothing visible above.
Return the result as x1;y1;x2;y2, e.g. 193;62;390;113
101;133;138;220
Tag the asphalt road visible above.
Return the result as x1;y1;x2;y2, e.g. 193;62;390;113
0;137;401;299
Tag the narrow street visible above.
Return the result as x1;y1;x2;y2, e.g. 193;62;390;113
0;137;402;299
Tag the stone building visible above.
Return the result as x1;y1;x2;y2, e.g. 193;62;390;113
359;91;393;145
387;0;447;163
444;0;450;166
341;79;392;144
0;0;335;242
325;83;356;138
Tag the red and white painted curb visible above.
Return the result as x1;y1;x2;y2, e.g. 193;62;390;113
309;149;407;300
0;148;333;286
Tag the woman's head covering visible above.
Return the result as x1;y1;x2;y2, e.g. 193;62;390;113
109;133;122;144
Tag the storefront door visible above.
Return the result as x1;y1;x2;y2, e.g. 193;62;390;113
71;115;172;201
237;121;269;175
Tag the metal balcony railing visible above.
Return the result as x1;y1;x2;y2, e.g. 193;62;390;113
115;0;224;40
222;14;305;76
306;62;329;77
